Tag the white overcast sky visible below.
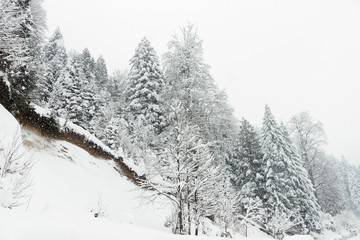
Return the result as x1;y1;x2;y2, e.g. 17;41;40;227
44;0;360;165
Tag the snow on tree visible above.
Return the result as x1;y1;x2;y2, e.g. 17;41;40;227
311;154;346;215
0;0;29;73
0;127;33;208
52;52;84;126
288;112;327;192
38;28;67;105
81;48;95;81
162;24;237;173
331;157;360;214
267;206;303;240
0;0;46;98
107;69;128;103
279;122;321;233
213;176;238;237
163;24;216;134
261;105;321;234
125;37;166;137
51;49;100;130
348;164;360;215
140;104;223;235
77;48;98;130
227;118;264;215
288;112;351;216
94;55;108;88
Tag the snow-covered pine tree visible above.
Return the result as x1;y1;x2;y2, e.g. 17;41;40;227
81;48;95;81
0;0;28;74
125;37;166;136
228;118;264;216
90;70;129;150
279;123;321;233
94;55;108;88
38;28;67;105
52;52;85;127
0;0;46;99
78;48;98;130
261;105;294;224
261;105;320;234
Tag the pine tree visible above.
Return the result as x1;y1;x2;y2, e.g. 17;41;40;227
38;28;67;105
261;105;321;234
0;0;46;99
228;118;264;215
81;48;95;81
53;52;85;127
279;123;321;233
94;55;108;88
125;37;166;135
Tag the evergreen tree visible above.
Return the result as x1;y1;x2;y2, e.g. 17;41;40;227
125;37;166;135
279;123;321;233
94;55;108;88
228;118;264;214
261;105;320;234
38;28;67;105
53;52;85;127
81;48;95;81
0;0;46;99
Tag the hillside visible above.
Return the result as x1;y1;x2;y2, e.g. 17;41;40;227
2;103;360;240
0;104;272;239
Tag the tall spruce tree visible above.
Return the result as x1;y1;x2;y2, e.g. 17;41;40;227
0;0;46;99
38;28;67;105
53;52;85;127
261;105;321;234
125;37;166;135
228;118;264;214
94;55;108;88
279;123;321;233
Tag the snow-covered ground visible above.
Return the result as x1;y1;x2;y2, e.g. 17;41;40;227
0;104;317;240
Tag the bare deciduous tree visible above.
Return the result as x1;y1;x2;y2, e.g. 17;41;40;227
0;127;33;208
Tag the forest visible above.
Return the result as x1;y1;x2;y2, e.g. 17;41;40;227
0;0;360;239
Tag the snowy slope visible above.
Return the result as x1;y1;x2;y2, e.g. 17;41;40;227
0;104;169;239
0;104;316;240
